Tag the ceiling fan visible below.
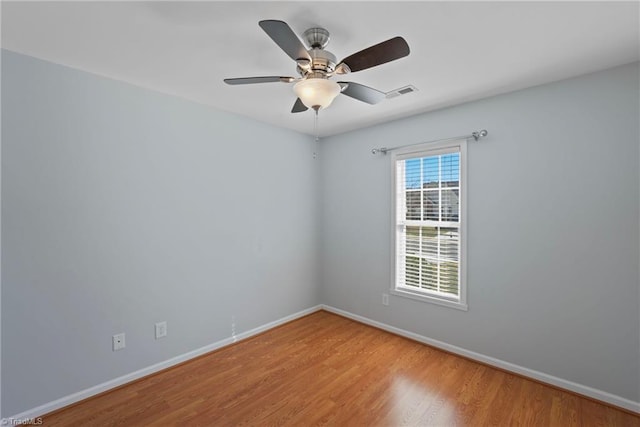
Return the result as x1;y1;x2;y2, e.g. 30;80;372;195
224;20;410;113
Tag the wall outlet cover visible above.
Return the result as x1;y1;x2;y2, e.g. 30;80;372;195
112;333;126;351
155;321;167;339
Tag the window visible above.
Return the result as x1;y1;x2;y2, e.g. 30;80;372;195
391;140;467;310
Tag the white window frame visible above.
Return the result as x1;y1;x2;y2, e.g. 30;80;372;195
390;139;468;311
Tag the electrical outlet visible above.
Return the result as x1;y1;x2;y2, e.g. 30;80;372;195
112;333;125;351
155;321;167;339
382;293;389;306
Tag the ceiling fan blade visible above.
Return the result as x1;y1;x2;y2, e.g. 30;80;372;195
338;37;410;73
291;98;309;113
259;20;312;62
224;76;295;85
338;82;386;104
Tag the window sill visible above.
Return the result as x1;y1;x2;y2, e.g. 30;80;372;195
390;288;468;311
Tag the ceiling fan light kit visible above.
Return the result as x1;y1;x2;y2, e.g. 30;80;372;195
224;19;410;115
294;78;341;110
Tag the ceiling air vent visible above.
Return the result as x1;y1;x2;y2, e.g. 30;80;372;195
386;85;419;99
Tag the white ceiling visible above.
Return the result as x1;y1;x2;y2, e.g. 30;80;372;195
2;1;639;137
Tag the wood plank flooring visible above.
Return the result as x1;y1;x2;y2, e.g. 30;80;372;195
43;310;639;426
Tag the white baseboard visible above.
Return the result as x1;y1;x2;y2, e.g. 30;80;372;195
321;304;640;414
6;303;638;421
3;305;322;423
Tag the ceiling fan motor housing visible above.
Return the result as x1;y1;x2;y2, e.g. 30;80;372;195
296;27;337;78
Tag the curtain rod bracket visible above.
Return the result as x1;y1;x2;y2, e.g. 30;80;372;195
472;129;488;141
371;147;388;155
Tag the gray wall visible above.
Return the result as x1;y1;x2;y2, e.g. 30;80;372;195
2;49;639;416
1;50;319;416
319;62;640;402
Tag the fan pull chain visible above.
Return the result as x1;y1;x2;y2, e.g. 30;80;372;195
313;109;319;159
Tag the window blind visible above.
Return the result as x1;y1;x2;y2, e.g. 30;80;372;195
395;148;461;299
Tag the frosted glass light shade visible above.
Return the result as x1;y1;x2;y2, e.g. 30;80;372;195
293;78;341;110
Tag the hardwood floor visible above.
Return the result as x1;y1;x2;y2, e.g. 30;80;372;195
43;310;639;426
